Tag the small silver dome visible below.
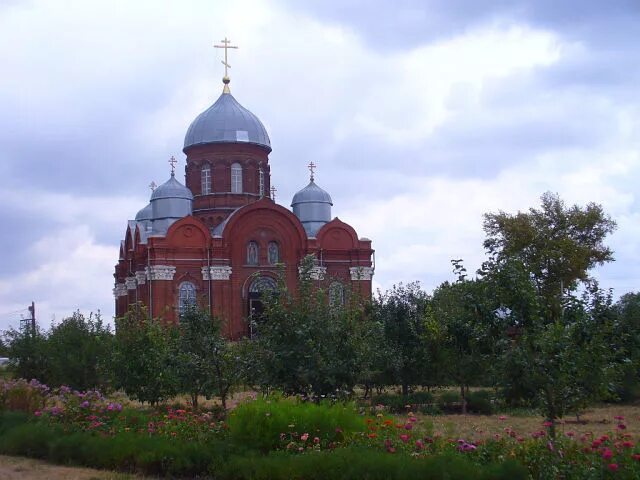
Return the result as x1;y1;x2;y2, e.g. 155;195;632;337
135;202;152;221
184;92;271;152
291;180;333;237
150;174;193;235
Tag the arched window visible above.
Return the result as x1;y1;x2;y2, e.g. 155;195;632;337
201;165;211;195
247;241;259;265
178;281;197;315
329;282;345;307
268;241;279;265
231;163;242;193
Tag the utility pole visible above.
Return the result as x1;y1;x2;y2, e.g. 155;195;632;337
28;301;36;336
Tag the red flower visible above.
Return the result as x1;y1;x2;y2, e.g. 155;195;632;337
608;463;619;472
602;448;613;460
617;424;627;430
632;454;640;461
399;434;410;443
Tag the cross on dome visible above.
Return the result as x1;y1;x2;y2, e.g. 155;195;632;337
214;36;238;94
308;161;316;182
270;185;277;201
168;156;177;176
149;181;157;192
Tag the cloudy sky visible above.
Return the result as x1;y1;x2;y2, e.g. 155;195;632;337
1;0;639;330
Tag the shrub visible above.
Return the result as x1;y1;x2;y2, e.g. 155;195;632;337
228;397;363;452
438;390;461;413
0;378;49;413
371;391;434;413
467;390;494;415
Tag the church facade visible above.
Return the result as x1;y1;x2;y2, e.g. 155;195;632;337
113;66;374;339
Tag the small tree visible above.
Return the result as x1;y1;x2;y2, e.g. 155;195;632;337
174;308;248;410
253;256;370;400
112;305;177;405
45;312;113;391
372;282;429;397
3;326;48;383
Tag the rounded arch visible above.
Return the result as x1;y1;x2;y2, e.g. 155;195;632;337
231;162;242;193
249;275;277;293
316;218;360;250
178;281;197;316
165;216;211;248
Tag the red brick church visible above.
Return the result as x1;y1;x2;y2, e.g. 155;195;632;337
113;44;374;339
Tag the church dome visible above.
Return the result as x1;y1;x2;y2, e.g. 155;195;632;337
291;180;333;237
150;174;193;234
135;202;153;222
183;92;271;152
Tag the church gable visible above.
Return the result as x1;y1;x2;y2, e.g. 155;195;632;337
165;216;210;248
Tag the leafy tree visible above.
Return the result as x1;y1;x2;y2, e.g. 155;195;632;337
174;307;248;410
252;256;370;400
432;264;498;413
372;282;429;397
44;312;112;391
482;192;616;322
611;292;640;400
112;305;177;405
3;326;48;383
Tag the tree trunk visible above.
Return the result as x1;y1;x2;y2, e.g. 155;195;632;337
402;382;409;398
461;385;467;415
191;392;198;410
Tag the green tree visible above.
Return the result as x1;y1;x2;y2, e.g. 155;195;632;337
174;308;248;410
112;305;177;405
432;266;498;413
3;326;48;383
482;192;616;323
44;312;112;391
372;282;429;397
253;256;370;400
611;292;640;400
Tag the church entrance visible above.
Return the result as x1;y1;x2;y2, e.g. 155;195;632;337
248;276;277;337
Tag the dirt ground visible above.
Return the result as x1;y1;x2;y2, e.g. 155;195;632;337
0;455;145;480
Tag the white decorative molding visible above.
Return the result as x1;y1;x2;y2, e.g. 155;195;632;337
201;266;210;281
349;266;374;281
113;283;127;298
135;270;147;285
148;265;176;281
299;265;327;281
202;266;232;280
125;277;137;290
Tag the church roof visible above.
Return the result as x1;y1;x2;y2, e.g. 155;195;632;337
291;180;333;206
135;202;153;221
150;174;194;202
183;92;271;152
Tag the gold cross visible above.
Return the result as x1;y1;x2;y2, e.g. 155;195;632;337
214;36;238;91
168;156;177;175
149;181;157;192
270;185;277;201
308;161;316;182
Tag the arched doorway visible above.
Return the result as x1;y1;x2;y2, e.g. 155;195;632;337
248;276;277;337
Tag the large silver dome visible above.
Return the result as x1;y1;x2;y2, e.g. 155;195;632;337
150;174;193;235
135;202;152;221
291;180;333;238
183;92;271;152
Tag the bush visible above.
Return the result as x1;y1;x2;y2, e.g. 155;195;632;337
467;390;494;415
228;397;363;452
371;391;434;413
438;391;461;413
221;448;527;480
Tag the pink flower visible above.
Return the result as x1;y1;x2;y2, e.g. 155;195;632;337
547;441;554;452
408;416;417;423
300;433;309;442
602;448;613;460
499;416;507;421
34;410;41;417
608;463;619;472
399;434;410;443
313;437;320;444
617;424;627;430
622;441;634;448
404;423;413;430
415;439;424;450
543;421;553;427
614;416;625;421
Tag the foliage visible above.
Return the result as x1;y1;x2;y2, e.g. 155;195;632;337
112;305;177;405
482;191;616;323
173;307;249;410
227;396;362;453
612;292;640;401
372;282;430;396
252;256;371;399
2;312;112;391
0;378;49;413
